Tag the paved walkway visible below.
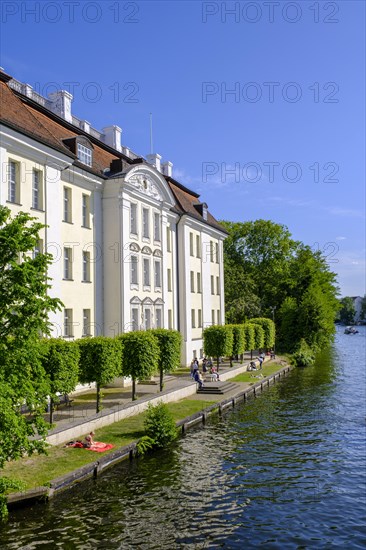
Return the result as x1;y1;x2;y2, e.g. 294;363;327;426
42;353;268;437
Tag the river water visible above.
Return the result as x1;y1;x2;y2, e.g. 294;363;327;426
1;326;365;549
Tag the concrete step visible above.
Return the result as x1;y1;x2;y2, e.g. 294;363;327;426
197;381;239;395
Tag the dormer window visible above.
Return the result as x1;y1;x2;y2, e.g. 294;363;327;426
63;136;94;167
77;143;92;166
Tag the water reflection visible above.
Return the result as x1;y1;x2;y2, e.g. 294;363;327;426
1;326;365;549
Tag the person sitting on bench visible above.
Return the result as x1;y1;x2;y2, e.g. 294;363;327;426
194;370;204;389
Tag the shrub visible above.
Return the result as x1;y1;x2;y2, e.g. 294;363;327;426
227;324;246;365
144;402;178;448
243;323;255;352
249;323;265;351
292;339;316;367
120;332;160;401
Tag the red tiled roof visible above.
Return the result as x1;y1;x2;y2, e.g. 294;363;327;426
1;78;226;234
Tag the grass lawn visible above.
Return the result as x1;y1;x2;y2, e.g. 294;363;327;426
230;362;286;383
3;399;215;491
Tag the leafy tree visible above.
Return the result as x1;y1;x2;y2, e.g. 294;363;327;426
41;339;80;423
250;318;275;348
120;332;160;401
144;402;177;448
149;329;182;391
278;297;299;352
203;325;233;371
78;337;122;413
361;295;366;321
0;206;62;519
339;297;356;325
224;259;260;324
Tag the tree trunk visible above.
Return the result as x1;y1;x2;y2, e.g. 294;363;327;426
217;356;220;372
251;349;253;360
159;367;164;392
230;356;233;368
96;382;100;413
132;378;137;401
240;353;243;364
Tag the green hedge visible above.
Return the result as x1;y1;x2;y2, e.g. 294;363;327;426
243;323;255;352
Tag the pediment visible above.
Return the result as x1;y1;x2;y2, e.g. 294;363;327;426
130;296;142;304
129;243;140;252
141;246;152;255
124;165;176;206
153;249;162;257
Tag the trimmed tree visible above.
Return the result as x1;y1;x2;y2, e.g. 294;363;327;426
228;324;246;366
149;329;182;391
250;323;265;352
250;317;275;349
203;325;233;372
243;323;255;359
120;331;160;401
78;336;122;413
41;339;80;423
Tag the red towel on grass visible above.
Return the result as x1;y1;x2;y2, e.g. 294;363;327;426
87;442;114;452
66;441;114;452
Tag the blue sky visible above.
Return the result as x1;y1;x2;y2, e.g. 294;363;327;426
1;0;365;296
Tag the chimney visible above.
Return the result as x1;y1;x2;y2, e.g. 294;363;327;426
161;161;173;178
146;153;162;172
81;120;90;134
48;90;73;123
102;125;122;152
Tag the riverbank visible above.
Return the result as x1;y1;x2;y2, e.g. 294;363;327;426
5;358;291;509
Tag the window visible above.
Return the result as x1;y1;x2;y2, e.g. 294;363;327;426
131;308;139;331
216;276;220;295
154;260;161;288
212;309;215;325
198;309;202;328
7;161;19;203
191;309;196;328
190;271;195;293
144;309;151;330
64;309;73;337
32;170;42;210
216;242;219;263
217;310;220;325
168;309;173;329
77;143;92;166
167;268;172;291
210;241;214;262
190;232;194;256
196;235;201;258
130;255;138;286
63;187;72;223
197;272;201;293
211;275;215;294
130;203;137;235
142;208;149;239
82;194;90;228
82;309;91;336
82;251;90;282
155;309;162;328
143;258;150;287
64;247;72;279
167;226;171;252
154;212;161;241
33;239;43;259
193;350;197;359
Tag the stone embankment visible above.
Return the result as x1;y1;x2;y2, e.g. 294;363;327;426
8;359;291;510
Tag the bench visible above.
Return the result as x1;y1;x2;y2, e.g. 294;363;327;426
54;394;74;410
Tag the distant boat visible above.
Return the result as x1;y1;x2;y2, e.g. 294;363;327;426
344;326;359;334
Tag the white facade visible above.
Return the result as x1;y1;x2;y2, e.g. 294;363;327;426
0;71;227;365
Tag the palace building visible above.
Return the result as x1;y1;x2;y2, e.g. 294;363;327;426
0;69;227;366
